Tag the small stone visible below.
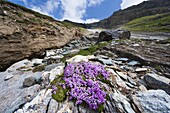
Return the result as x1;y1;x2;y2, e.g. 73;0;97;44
23;77;38;87
71;40;78;44
120;66;131;71
46;50;56;57
126;82;136;88
49;66;64;82
139;85;147;92
66;55;95;63
62;49;79;55
98;58;113;65
115;58;129;62
116;71;128;80
108;69;131;90
45;63;64;72
106;65;122;71
32;59;43;66
127;76;136;86
128;61;139;66
135;68;148;72
46;58;60;65
4;73;14;81
133;44;140;47
97;55;109;59
128;72;137;79
113;60;122;65
50;55;64;59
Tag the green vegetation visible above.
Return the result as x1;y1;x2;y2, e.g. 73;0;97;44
17;12;23;17
62;21;86;32
51;74;64;85
122;13;170;32
61;41;109;62
97;104;105;113
62;21;76;28
32;64;46;73
166;38;170;43
0;0;7;2
16;66;32;71
52;85;68;102
29;17;42;23
51;74;68;102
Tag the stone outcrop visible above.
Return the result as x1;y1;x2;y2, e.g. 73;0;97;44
98;30;131;43
108;36;170;73
0;1;83;71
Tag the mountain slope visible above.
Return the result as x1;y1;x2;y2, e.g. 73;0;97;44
122;13;170;32
0;1;83;71
89;0;170;30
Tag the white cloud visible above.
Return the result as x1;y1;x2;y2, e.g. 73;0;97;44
121;0;147;9
20;0;28;5
21;0;59;16
60;0;103;23
83;18;100;23
21;0;103;23
60;0;87;22
88;0;104;7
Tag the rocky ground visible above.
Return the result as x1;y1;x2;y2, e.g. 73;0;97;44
0;30;170;113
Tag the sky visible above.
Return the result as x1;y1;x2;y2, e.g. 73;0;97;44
8;0;147;23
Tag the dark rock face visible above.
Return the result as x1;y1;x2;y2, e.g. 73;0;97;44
98;31;113;42
115;30;131;39
98;30;131;43
144;73;170;94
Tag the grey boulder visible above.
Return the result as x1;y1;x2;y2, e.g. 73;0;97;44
132;90;170;113
144;73;170;94
98;31;113;42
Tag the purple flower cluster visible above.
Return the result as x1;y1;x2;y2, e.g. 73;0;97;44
52;86;57;94
63;62;109;109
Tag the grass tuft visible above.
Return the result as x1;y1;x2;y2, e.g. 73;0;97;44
32;64;46;73
61;41;109;62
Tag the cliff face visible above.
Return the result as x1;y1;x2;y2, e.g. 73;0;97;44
0;1;83;71
88;0;170;29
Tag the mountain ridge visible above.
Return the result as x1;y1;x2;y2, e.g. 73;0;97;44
89;0;170;29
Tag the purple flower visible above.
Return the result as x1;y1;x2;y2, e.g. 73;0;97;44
52;85;58;94
62;62;109;110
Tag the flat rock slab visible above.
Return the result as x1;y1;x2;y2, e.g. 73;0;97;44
110;41;170;70
144;73;170;94
0;71;41;113
132;90;170;113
